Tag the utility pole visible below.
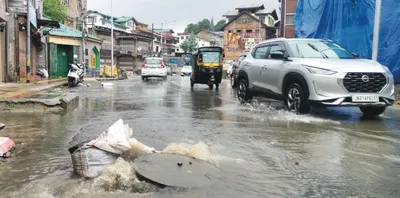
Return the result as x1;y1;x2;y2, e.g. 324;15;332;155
111;0;114;77
26;0;31;83
160;23;163;57
372;0;382;61
81;16;86;77
151;23;154;57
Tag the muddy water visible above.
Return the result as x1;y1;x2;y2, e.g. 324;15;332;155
1;77;400;197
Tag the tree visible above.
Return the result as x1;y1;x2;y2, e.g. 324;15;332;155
214;20;226;31
197;19;211;31
185;23;199;34
180;33;198;54
43;0;67;23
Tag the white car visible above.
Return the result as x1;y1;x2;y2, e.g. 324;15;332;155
237;38;395;117
141;57;168;81
181;66;192;76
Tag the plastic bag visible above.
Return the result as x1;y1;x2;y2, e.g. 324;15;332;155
70;146;118;178
86;119;133;154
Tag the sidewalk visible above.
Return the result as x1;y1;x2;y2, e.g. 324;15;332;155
0;78;67;99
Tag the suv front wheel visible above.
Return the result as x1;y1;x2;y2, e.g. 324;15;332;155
359;106;386;117
284;83;310;114
237;79;253;103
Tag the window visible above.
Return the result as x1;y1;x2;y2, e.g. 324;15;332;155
252;46;269;59
236;30;242;33
228;30;232;33
85;49;88;56
181;36;184;40
201;52;221;63
126;21;133;27
287;40;355;59
63;0;70;7
246;30;253;33
286;14;295;25
259;16;266;23
268;44;284;59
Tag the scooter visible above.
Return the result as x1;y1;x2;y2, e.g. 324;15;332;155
0;123;15;159
67;63;84;87
36;67;49;78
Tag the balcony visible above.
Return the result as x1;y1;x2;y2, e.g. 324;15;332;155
101;43;121;51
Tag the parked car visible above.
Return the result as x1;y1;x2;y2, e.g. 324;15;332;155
141;57;168;81
181;66;192;76
231;52;248;88
236;38;395;116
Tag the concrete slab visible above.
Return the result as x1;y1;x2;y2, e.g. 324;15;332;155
134;153;221;188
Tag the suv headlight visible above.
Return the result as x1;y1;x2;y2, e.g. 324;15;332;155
302;65;337;75
383;66;393;75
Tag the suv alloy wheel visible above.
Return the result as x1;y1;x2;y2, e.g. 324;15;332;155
284;83;310;114
237;79;253;103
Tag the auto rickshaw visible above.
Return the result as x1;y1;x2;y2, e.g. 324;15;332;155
190;47;224;90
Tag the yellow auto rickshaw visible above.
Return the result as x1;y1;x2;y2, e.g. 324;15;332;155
190;47;224;90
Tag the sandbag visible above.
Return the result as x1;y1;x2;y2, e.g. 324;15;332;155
0;137;15;157
86;119;133;155
70;146;118;178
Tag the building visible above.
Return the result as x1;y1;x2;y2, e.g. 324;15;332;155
196;30;224;47
279;0;297;38
62;0;87;29
87;10;154;74
43;23;102;78
0;0;7;82
153;28;178;57
6;0;59;82
176;32;213;56
221;4;278;60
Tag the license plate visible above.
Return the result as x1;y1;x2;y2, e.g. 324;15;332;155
352;95;379;103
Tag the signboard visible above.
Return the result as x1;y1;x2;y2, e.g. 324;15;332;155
183;56;191;63
227;33;243;51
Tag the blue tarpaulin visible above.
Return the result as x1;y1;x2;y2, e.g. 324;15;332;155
295;0;400;84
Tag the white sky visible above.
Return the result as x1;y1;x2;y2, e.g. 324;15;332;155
87;0;280;33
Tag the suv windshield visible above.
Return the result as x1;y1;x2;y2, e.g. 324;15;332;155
287;40;355;59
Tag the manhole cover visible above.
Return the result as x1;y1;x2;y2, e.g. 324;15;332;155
134;153;221;188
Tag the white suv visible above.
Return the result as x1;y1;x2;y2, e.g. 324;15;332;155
236;38;395;116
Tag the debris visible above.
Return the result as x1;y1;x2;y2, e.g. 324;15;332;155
86;83;91;87
0;123;5;130
177;162;183;166
189;162;192;165
48;89;57;93
69;145;118;178
295;162;299;165
0;137;15;158
101;83;113;87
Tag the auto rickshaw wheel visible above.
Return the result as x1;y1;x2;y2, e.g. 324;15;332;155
208;82;214;90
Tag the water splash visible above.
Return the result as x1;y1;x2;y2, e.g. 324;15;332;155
162;141;218;165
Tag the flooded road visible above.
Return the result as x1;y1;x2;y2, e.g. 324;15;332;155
1;76;400;197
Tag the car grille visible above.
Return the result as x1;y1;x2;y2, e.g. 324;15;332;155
343;73;387;93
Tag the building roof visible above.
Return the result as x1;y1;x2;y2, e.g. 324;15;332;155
88;10;112;19
255;9;279;20
177;32;190;36
154;29;174;34
114;16;132;23
223;10;239;17
221;12;268;30
44;23;102;42
236;4;265;10
196;30;224;37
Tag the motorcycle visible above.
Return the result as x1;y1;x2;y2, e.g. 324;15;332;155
67;63;84;87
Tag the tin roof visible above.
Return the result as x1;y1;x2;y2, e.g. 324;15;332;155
44;23;102;42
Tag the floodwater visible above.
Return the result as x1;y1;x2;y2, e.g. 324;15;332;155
1;76;400;198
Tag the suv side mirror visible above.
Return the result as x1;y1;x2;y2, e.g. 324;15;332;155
352;52;359;59
270;51;285;59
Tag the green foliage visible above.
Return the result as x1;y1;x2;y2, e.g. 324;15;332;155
214;20;226;31
180;33;198;54
184;19;226;33
43;0;67;23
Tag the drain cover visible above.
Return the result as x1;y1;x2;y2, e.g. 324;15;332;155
134;153;221;188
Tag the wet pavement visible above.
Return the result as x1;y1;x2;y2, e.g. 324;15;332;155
1;76;400;197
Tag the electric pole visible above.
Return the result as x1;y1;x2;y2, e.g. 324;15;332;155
151;23;154;57
26;0;31;83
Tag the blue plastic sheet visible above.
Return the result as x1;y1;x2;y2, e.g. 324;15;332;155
295;0;400;84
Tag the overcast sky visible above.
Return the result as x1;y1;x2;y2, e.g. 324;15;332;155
87;0;280;33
